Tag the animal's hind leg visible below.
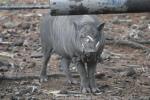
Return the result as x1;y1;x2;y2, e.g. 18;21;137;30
40;48;52;82
61;58;77;84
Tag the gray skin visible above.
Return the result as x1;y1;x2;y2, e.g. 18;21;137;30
40;14;105;93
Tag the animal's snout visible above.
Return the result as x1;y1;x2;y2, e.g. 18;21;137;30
87;49;96;53
81;34;102;54
85;51;97;58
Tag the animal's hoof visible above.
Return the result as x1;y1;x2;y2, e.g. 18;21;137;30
40;75;48;82
81;87;91;93
91;87;100;93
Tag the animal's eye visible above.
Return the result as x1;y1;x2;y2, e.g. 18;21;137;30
80;34;85;38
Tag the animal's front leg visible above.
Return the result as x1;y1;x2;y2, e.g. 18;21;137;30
76;61;90;93
40;49;52;82
87;62;100;93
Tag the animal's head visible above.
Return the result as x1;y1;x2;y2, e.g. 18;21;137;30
74;22;105;54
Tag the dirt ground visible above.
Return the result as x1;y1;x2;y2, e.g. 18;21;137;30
0;1;150;100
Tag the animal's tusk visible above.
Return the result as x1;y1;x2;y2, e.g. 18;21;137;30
96;41;100;48
87;35;94;41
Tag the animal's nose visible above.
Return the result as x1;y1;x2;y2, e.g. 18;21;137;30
85;51;96;57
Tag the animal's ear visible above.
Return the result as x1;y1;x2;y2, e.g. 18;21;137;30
97;23;105;31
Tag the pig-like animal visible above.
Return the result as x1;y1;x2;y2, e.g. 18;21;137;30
40;14;105;93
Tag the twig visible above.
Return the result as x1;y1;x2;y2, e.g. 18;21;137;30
129;39;150;44
0;41;13;45
0;73;74;80
0;52;14;64
106;39;150;52
0;41;23;46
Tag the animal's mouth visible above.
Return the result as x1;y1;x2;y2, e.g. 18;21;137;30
81;41;100;53
85;52;96;57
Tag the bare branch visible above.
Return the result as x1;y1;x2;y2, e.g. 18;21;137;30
106;39;150;52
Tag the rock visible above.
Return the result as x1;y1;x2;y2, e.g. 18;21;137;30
12;47;20;52
128;29;143;40
15;91;28;97
59;89;68;94
112;16;132;25
27;62;36;68
13;39;24;46
126;67;136;77
101;49;111;60
20;81;30;85
32;79;41;86
139;77;150;86
23;39;29;46
3;21;17;29
120;67;137;77
29;86;38;93
0;38;2;42
96;72;105;79
139;96;150;100
112;17;120;24
19;22;31;30
140;16;149;20
0;72;2;76
30;52;42;58
19;61;27;70
146;53;150;60
15;86;38;97
131;24;139;29
138;24;148;31
0;61;11;67
0;93;5;99
148;24;150;30
0;66;9;72
27;96;39;100
11;96;24;100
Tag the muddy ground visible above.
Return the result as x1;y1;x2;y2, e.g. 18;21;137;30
0;1;150;100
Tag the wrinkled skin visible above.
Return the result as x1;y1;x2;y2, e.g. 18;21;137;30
40;14;105;93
